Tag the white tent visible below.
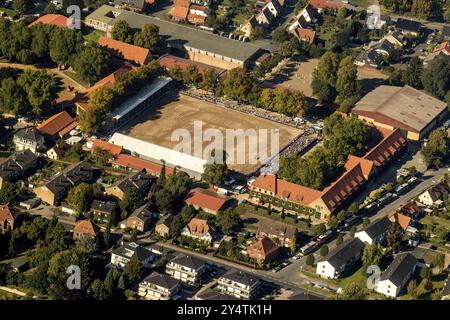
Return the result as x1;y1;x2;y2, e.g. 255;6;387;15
109;133;206;178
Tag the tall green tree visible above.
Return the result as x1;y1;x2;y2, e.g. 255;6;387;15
402;57;423;89
111;20;132;43
72;44;112;85
133;24;161;51
362;243;384;266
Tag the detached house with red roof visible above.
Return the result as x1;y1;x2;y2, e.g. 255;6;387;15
184;188;232;214
181;217;216;244
247;237;280;264
72;220;100;241
36;111;77;140
98;36;152;65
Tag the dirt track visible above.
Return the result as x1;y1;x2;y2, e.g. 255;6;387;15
120;93;301;174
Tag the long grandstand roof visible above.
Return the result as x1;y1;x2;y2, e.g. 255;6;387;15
112;77;172;121
108;133;206;176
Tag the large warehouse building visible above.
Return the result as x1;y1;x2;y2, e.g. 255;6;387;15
352;85;448;141
85;5;263;70
108;133;206;179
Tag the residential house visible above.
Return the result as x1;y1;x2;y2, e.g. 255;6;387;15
91;139;123;157
354;49;384;69
184;188;231;214
374;39;397;58
316;238;365;279
110;242;155;268
121;202;156;232
187;4;208;25
241;15;260;37
418;183;449;207
91;200;117;223
388;211;411;232
288;3;316;32
0;204;21;233
171;0;190;22
217;270;262;299
46;146;64;160
112;154;173;177
155;215;173;237
256;219;297;247
309;0;341;12
355;217;391;245
0;150;38;190
72;220;100;241
384;32;405;48
13;128;46;154
98;36;152;65
256;7;274;26
138;272;180;300
247;237;280;264
36;111;78;140
105;169;152;200
33;160;94;206
166;254;208;285
195;288;239;300
395;18;421;37
291;27;316;44
376;253;417;298
434;41;450;56
181;217;216;244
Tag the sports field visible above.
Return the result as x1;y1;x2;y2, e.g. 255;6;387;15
119;93;302;174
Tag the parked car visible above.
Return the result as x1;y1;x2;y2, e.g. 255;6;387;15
344;215;361;228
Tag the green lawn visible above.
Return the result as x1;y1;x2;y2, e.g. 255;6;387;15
62;70;90;88
0;8;18;19
421;215;450;230
83;30;105;43
349;0;376;7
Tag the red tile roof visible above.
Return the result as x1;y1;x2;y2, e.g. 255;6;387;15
92;139;123;156
112;154;173;176
309;0;341;10
73;220;100;237
29;14;69;28
251;174;322;206
364;128;407;167
186;218;212;237
185;188;230;212
389;212;411;231
187;13;207;24
98;36;151;65
0;204;17;223
292;27;316;44
434;41;450;55
247;237;279;257
158;54;226;75
37;111;76;137
345;155;374;180
171;0;190;20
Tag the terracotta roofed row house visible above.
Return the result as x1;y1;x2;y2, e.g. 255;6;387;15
98;36;152;65
111;154;173;177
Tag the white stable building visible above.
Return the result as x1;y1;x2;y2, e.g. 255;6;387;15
109;133;206;179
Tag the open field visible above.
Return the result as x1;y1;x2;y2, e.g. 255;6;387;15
267;57;318;98
357;68;389;94
119;93;302;174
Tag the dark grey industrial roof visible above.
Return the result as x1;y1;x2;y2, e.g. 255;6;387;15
362;217;391;239
169;254;206;270
323;238;365;269
142;272;179;290
380;252;417;287
86;5;262;63
220;269;261;286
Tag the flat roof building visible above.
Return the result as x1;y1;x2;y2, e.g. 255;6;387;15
85;5;262;69
352;86;448;140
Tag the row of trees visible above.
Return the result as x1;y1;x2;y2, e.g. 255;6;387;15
112;21;164;52
0;69;58;116
312;51;361;111
380;0;449;21
278;114;372;189
78;62;164;134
